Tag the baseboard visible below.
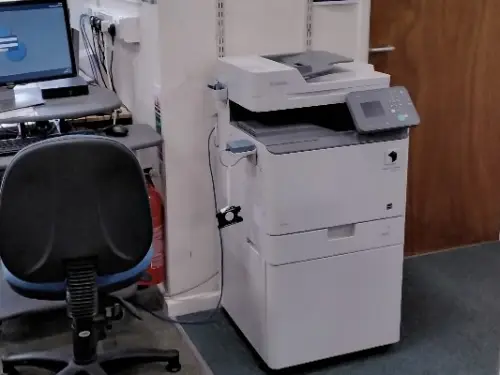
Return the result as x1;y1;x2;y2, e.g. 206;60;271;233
165;291;220;317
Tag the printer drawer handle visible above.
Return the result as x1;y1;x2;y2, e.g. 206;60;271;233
369;45;396;54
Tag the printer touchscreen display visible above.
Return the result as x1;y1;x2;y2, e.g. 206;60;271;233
361;101;385;118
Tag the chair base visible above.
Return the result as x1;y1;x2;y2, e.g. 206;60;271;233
2;348;181;375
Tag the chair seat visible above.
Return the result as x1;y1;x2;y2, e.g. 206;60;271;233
3;248;154;300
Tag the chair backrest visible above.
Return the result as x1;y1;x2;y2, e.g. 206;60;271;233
0;136;152;283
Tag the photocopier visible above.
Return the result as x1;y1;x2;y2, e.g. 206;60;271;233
213;51;420;370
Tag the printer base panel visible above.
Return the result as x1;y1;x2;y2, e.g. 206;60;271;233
223;242;403;370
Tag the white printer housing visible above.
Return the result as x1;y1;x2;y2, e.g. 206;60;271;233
218;54;390;111
214;52;417;370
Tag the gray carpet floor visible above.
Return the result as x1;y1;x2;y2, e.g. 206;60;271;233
182;242;500;375
0;308;205;375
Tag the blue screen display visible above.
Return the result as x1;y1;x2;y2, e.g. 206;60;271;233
0;2;74;85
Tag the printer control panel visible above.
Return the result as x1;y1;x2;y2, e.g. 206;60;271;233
346;87;420;134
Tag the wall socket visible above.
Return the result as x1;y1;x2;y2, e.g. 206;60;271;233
85;5;141;44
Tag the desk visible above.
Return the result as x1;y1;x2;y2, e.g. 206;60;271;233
0;124;163;171
0;124;163;321
0;86;122;124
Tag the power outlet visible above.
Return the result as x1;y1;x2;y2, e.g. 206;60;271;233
94;9;114;24
85;6;140;44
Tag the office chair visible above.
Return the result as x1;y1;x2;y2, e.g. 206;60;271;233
0;136;180;375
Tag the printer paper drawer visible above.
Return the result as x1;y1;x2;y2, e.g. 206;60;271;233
258;216;404;265
259;138;409;235
265;244;403;368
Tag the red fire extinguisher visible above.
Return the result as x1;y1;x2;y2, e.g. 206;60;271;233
139;168;166;286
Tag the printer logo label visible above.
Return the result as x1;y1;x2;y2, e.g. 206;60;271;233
384;149;399;166
383;149;401;171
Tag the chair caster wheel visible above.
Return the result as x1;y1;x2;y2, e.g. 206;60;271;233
164;349;181;373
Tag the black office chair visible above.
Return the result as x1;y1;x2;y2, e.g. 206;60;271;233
0;136;180;375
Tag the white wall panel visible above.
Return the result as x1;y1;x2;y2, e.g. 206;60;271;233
225;0;306;56
158;0;373;315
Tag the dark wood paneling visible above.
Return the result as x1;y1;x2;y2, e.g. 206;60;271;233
370;0;500;255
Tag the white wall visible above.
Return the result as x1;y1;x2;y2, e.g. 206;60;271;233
68;0;160;127
159;0;372;316
159;0;220;315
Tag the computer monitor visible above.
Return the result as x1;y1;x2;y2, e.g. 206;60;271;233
0;0;76;113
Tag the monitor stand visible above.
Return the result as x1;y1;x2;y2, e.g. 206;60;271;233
0;86;45;114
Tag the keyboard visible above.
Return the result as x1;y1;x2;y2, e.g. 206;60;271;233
0;137;42;156
0;131;97;156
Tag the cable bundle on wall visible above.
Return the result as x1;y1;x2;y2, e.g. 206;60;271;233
79;14;116;92
80;14;119;124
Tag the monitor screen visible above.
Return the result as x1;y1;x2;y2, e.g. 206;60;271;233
0;0;76;86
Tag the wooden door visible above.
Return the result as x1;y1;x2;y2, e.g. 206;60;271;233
370;0;500;255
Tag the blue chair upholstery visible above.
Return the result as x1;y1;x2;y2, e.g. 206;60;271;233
3;248;153;297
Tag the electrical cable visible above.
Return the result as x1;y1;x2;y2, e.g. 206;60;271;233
132;127;224;325
84;19;119;101
89;16;108;88
79;15;99;82
166;272;219;298
88;16;120;95
102;32;118;125
96;37;108;79
110;51;115;83
103;34;114;95
218;151;248;168
90;17;106;74
99;31;108;72
85;16;104;82
92;28;101;64
107;24;117;93
93;26;109;89
80;69;98;86
80;14;107;87
102;32;118;123
92;22;117;93
109;47;116;92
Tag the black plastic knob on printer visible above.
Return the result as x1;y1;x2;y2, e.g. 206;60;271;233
388;151;398;163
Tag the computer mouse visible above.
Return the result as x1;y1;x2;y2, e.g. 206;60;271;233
105;125;129;137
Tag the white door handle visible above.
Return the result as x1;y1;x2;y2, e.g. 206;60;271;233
369;45;396;54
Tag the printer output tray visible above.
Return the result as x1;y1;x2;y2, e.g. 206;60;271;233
235;121;408;154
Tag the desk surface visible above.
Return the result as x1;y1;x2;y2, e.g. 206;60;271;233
0;124;163;171
0;86;121;124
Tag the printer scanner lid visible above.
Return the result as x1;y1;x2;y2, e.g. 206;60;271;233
217;51;390;112
264;50;354;80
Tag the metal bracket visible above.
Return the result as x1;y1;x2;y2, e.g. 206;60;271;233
369;45;396;54
306;0;314;50
217;206;243;229
217;0;225;58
